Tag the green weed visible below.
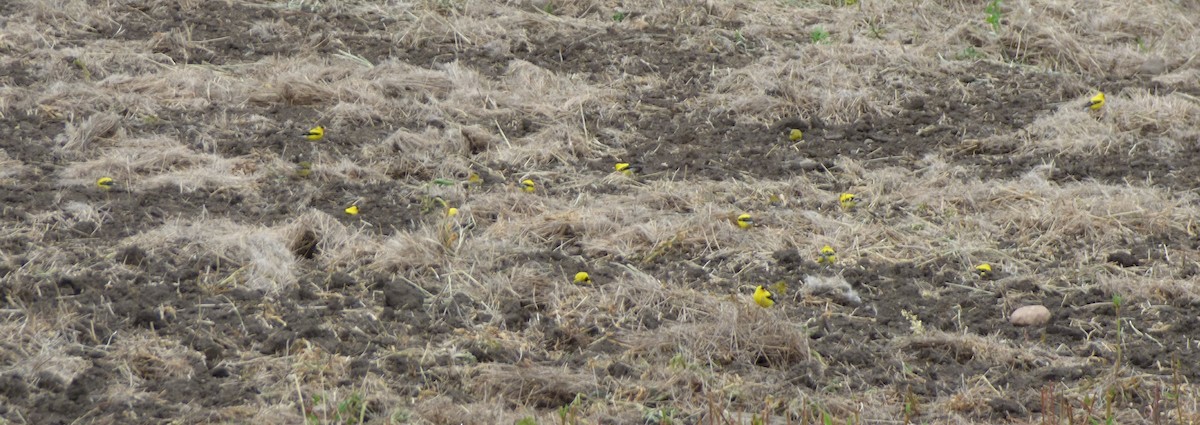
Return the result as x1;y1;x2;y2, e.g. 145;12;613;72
557;394;583;425
956;47;983;60
810;27;831;44
985;0;1002;32
645;408;678;425
304;393;367;425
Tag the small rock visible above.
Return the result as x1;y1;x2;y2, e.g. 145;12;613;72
783;158;820;172
1010;305;1051;327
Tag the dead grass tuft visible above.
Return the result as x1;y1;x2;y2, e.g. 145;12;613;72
58;111;120;152
126;218;298;295
0;150;28;183
248;77;336;107
900;330;1041;368
108;330;202;382
473;363;600;409
633;297;811;369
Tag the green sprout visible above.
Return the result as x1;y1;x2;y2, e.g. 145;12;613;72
956;47;983;60
985;0;1002;32
810;27;831;44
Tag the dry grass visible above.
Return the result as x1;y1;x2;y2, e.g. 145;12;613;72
3;0;1200;423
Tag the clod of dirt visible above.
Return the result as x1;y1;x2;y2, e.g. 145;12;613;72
291;229;319;260
1038;365;1087;381
1009;305;1051;327
442;292;479;328
56;276;84;295
998;277;1040;293
66;364;113;403
606;361;635;378
35;371;65;392
1106;251;1140;267
902;97;926;110
501;299;539;330
0;373;28;400
460;125;497;154
327;272;356;290
988;397;1027;418
210;367;231;378
1138;56;1167;75
117;245;147;266
376;278;426;310
771;117;812;133
772;249;804;270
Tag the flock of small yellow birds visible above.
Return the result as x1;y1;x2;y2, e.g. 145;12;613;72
92;97;1099;309
735;92;1094;308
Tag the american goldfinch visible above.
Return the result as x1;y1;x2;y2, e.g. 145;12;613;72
344;205;360;215
303;126;325;141
771;280;788;296
976;263;992;279
96;177;114;190
788;128;803;141
614;162;641;177
736;213;755;229
817;245;837;264
296;161;313;178
753;285;775;308
839;193;858;210
1083;92;1105;111
521;179;536;193
573;271;591;284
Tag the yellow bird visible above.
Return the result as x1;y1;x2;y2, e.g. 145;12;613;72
772;280;788;297
615;162;641;177
573;271;591;284
788;128;803;141
96;177;114;190
753;285;775;308
296;161;313;178
344;205;360;215
521;179;536;193
976;263;992;279
303;125;325;141
839;193;858;210
817;245;837;264
1083;92;1105;111
736;213;755;229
